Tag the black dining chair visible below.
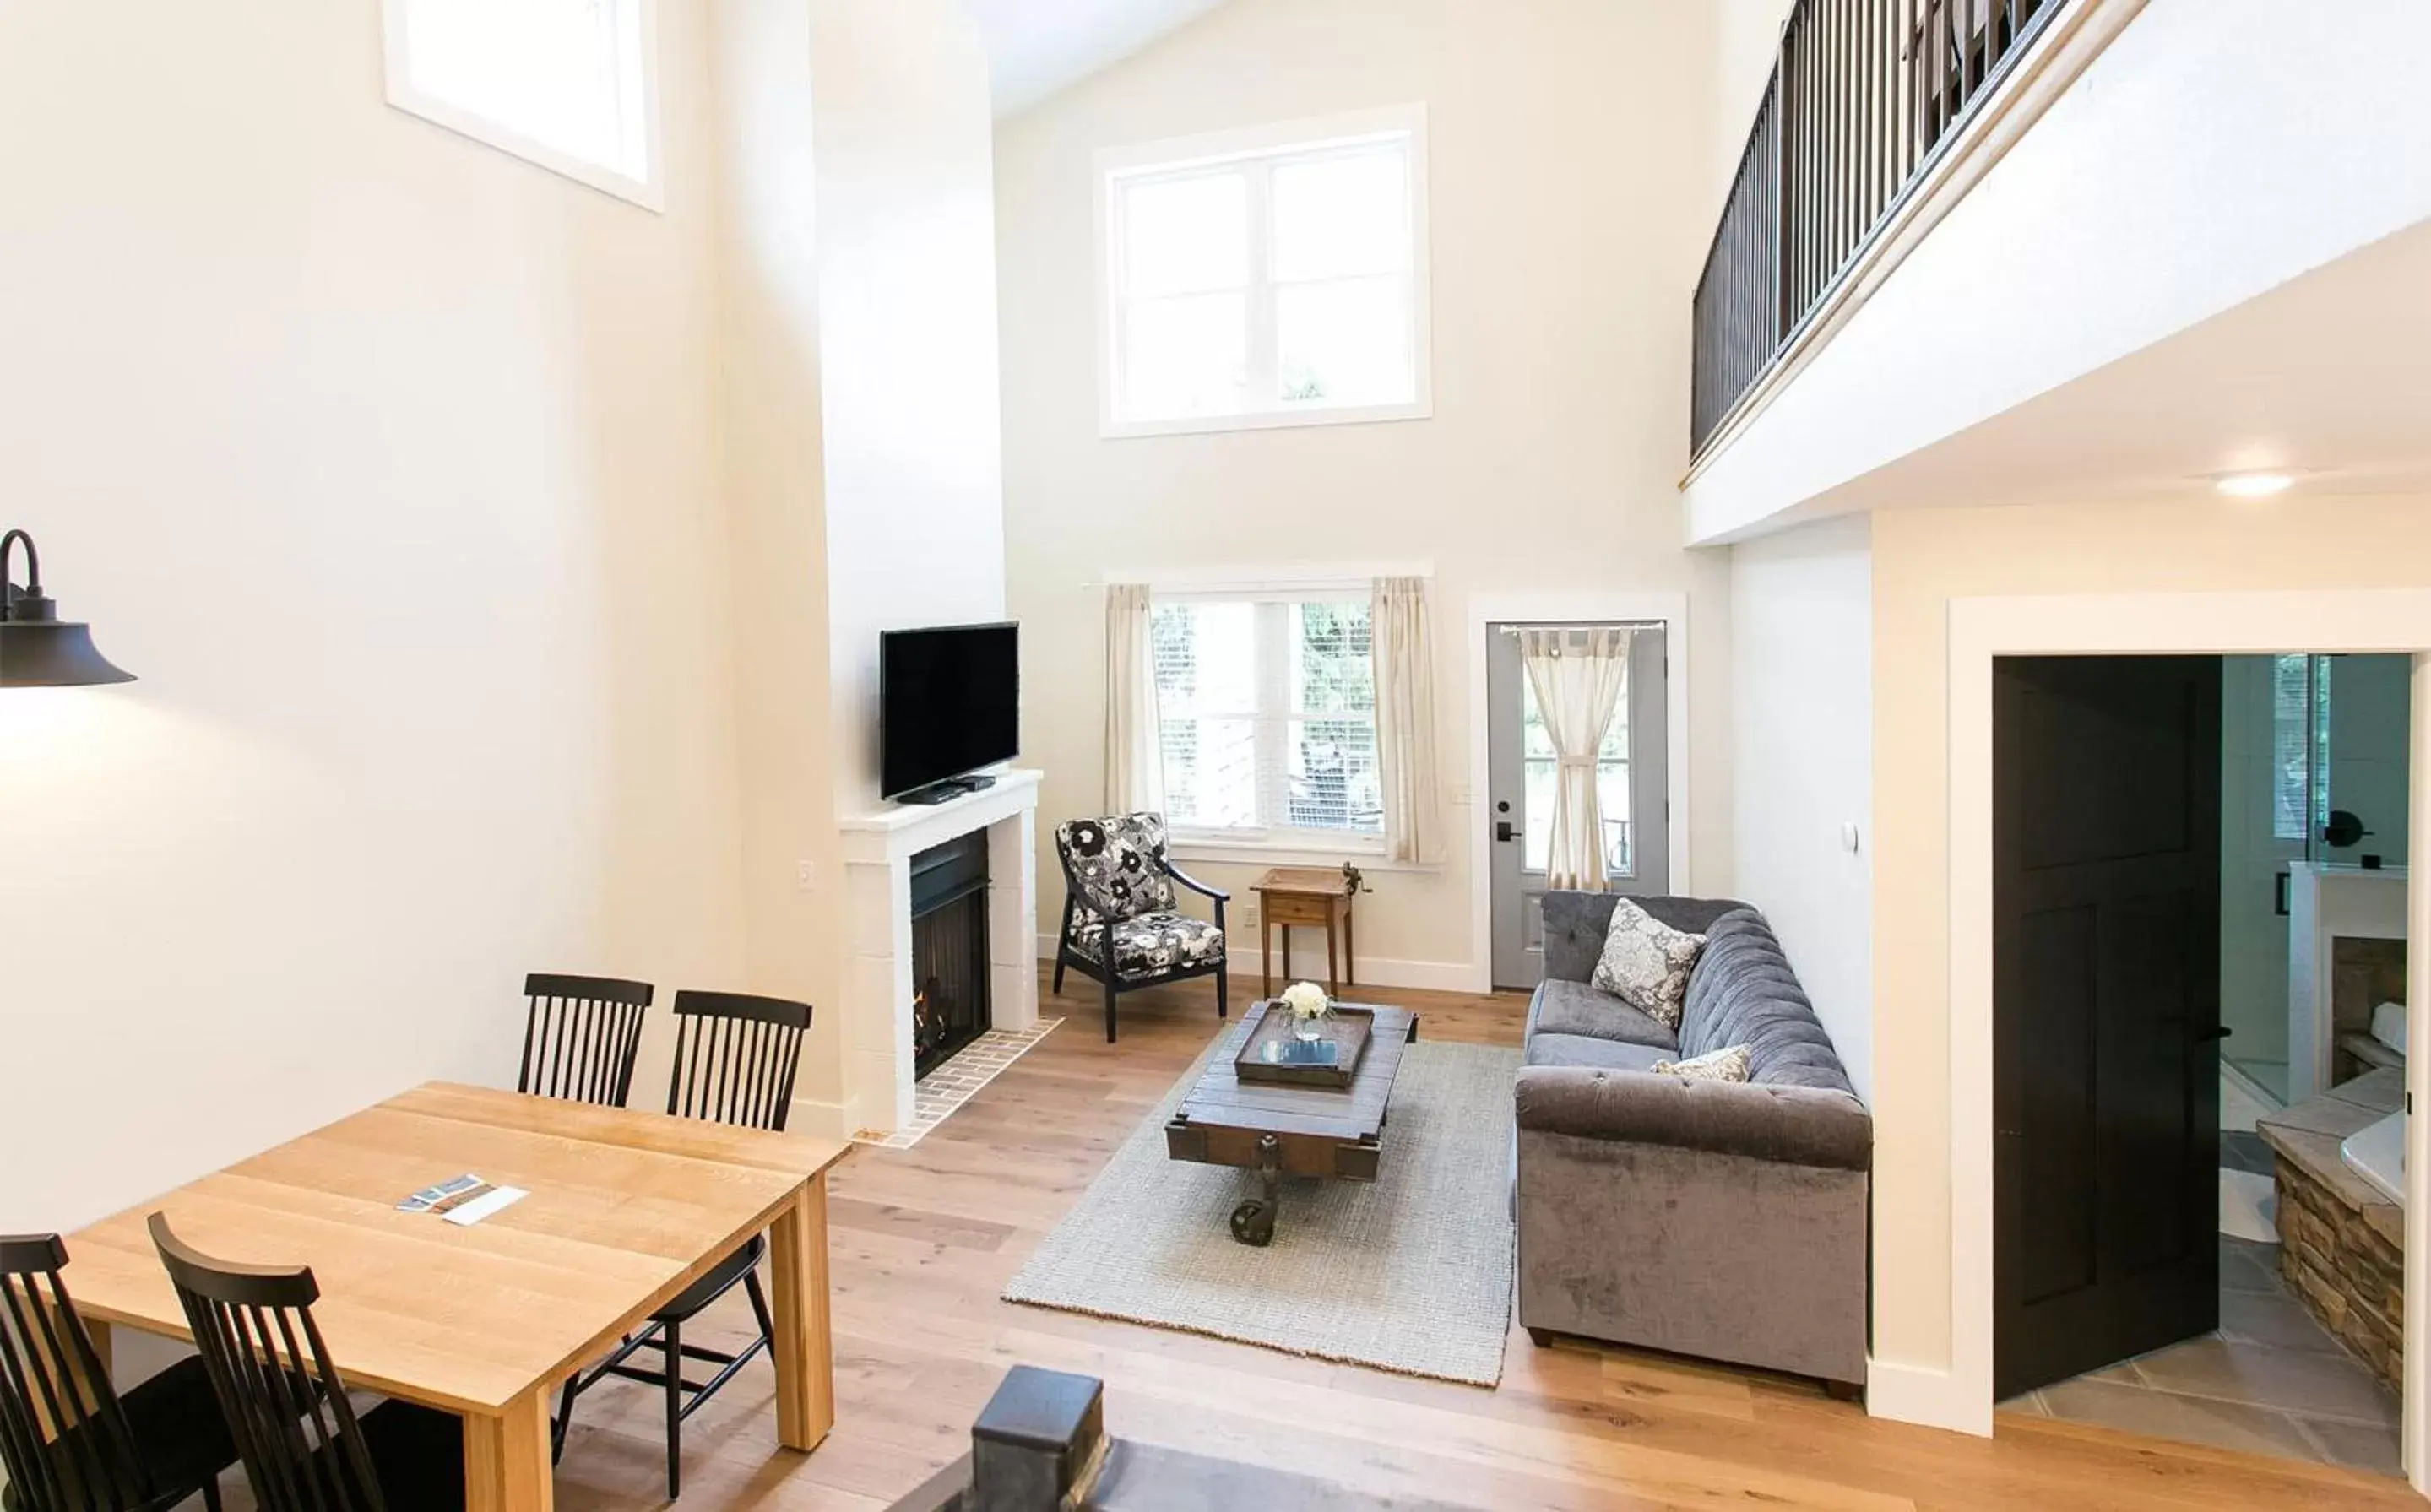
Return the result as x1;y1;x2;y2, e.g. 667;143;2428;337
515;973;654;1107
552;989;811;1498
0;1234;236;1512
146;1216;463;1512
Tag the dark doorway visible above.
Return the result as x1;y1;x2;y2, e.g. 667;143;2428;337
1994;654;2224;1400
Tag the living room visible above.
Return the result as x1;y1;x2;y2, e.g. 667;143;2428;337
6;2;2431;1510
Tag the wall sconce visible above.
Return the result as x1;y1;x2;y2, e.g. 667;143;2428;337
2;529;136;687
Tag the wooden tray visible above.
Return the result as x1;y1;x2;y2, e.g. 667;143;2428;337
1234;1000;1376;1088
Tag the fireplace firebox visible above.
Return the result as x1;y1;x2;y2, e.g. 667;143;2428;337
909;832;991;1079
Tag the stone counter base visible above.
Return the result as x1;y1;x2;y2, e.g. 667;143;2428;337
2274;1152;2402;1391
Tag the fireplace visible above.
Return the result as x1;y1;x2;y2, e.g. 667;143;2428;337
909;832;991;1078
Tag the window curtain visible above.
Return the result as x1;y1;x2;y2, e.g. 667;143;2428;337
1104;583;1164;814
1371;577;1441;864
1519;626;1631;891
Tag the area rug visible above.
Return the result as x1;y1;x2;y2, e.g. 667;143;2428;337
1002;1023;1520;1387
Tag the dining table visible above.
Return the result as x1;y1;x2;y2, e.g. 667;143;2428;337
62;1080;854;1511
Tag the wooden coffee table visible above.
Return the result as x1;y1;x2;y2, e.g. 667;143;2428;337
1163;1001;1419;1246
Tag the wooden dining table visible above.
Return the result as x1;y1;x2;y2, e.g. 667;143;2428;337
62;1081;854;1511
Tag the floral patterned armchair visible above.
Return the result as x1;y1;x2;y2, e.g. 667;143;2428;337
1052;812;1231;1043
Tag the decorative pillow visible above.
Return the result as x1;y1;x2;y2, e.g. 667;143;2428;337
1652;1043;1753;1083
1589;897;1706;1031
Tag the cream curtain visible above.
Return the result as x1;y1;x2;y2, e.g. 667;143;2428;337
1519;626;1631;891
1372;577;1441;864
1104;583;1164;814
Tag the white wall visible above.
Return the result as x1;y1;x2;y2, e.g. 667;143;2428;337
0;0;746;1230
1688;0;2431;543
996;0;1742;981
1729;514;1873;1097
811;0;1009;815
708;0;1008;1134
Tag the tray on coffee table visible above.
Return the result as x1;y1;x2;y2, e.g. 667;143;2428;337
1233;1000;1376;1088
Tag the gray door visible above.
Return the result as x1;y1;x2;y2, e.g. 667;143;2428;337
1487;623;1669;990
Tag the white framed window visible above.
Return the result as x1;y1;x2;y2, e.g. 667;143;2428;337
1153;593;1383;851
382;0;663;212
1098;107;1431;438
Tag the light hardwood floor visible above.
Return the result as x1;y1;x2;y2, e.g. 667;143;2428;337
448;974;2412;1509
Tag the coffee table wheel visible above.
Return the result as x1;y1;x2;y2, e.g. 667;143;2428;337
1230;1198;1276;1247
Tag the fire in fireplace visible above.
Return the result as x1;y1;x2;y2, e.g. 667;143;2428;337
910;832;991;1079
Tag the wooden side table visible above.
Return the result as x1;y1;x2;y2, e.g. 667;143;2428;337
1254;866;1355;998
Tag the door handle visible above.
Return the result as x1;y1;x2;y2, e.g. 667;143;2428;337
2193;1026;2233;1043
1495;821;1514;843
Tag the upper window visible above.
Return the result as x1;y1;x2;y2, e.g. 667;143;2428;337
383;0;662;211
1100;108;1430;437
1153;595;1381;847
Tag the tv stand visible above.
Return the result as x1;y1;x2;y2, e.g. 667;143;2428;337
896;773;998;806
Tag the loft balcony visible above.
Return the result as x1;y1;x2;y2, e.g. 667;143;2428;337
1681;0;2431;545
1692;0;2080;458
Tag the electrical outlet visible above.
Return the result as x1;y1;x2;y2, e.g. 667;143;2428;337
795;860;818;891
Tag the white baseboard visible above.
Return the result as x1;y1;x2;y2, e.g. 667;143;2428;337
1034;934;1479;995
1865;1358;1990;1437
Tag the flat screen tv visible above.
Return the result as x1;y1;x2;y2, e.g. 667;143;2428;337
881;622;1020;802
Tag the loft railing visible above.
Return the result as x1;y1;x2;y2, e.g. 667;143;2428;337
1691;0;2071;458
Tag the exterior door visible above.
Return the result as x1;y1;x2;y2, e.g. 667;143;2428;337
1486;623;1669;990
1994;654;2224;1400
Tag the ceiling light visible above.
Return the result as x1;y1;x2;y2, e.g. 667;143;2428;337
2216;471;2296;499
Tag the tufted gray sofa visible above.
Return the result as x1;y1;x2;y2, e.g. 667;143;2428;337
1514;892;1871;1393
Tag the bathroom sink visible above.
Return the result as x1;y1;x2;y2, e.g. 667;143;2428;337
2342;1111;2407;1206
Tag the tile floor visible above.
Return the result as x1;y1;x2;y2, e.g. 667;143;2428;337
2001;1234;2402;1477
850;1016;1064;1150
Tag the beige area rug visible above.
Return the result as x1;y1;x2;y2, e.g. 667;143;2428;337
1002;1022;1521;1387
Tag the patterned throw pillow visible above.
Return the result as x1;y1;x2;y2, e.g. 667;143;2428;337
1652;1043;1753;1083
1589;897;1706;1031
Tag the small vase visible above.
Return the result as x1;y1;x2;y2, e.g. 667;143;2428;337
1291;1011;1327;1044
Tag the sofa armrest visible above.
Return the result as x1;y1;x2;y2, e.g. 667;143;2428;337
1514;1066;1871;1171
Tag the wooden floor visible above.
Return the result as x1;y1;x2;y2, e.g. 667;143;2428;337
515;973;2413;1510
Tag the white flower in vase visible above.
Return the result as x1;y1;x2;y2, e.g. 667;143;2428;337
1279;981;1332;1042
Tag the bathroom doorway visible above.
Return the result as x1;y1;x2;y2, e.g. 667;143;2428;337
1994;651;2407;1477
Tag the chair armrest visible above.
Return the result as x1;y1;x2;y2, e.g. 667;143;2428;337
1161;860;1231;903
1513;1066;1871;1171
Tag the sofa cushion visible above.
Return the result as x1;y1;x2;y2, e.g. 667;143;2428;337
1677;910;1857;1097
1589;898;1707;1030
1528;978;1680;1051
1524;1033;1671;1073
1070;910;1224;979
1539;892;1752;984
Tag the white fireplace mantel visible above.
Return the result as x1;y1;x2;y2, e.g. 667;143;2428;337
836;769;1041;1136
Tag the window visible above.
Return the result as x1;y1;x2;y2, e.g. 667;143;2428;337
1153;596;1381;847
383;0;661;210
2271;653;2331;843
1520;677;1633;876
1100;108;1430;436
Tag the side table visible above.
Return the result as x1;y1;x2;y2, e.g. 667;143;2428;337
1253;866;1355;997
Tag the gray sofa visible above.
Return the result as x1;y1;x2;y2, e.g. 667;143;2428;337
1514;892;1870;1393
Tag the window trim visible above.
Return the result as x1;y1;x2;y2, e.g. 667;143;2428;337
381;0;666;214
1095;105;1433;440
1148;582;1389;857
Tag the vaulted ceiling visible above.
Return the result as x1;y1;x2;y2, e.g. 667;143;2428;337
964;0;1228;117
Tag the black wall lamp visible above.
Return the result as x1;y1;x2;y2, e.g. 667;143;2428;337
1;529;135;687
